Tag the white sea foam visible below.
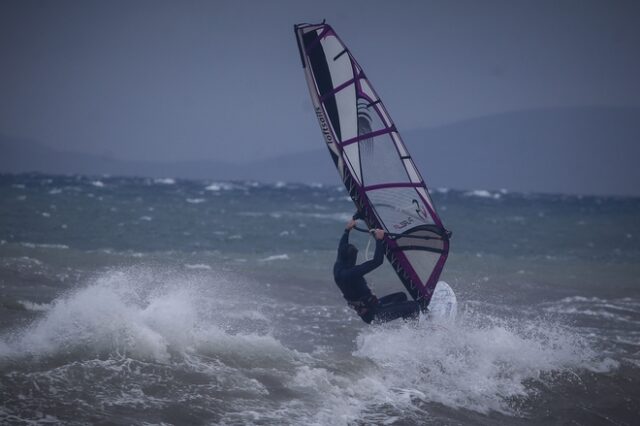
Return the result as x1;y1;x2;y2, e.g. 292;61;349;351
0;268;285;364
351;311;617;416
48;188;62;195
542;296;640;324
20;242;69;250
259;254;290;262
184;264;212;270
205;182;234;191
18;300;51;311
91;180;105;188
0;267;626;424
153;178;175;185
464;189;501;199
186;198;205;204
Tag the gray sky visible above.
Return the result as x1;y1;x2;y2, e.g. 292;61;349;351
1;0;639;163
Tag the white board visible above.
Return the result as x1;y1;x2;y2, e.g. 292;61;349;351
427;281;457;322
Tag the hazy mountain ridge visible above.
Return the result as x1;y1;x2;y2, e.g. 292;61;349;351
404;106;640;196
2;106;639;195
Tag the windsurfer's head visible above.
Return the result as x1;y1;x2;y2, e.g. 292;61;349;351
344;243;358;266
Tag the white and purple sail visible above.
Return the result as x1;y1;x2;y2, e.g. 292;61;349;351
294;22;451;307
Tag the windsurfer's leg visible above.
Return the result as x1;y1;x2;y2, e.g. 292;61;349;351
378;292;407;305
372;301;420;323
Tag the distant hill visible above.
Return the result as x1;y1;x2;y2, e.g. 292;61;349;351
0;134;239;180
2;106;639;196
403;106;640;196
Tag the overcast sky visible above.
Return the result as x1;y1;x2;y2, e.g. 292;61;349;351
1;0;639;163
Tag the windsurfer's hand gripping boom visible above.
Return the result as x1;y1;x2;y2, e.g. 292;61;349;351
347;218;384;240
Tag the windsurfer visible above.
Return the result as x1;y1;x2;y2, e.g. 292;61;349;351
334;219;421;324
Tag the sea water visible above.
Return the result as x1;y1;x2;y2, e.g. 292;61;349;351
0;174;638;425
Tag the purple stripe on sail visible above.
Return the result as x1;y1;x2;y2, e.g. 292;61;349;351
340;126;396;147
424;240;449;299
319;75;359;103
363;182;421;192
304;26;332;54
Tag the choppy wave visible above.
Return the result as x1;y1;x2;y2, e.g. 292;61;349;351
205;182;235;191
20;242;69;250
153;178;176;185
259;254;290;262
184;263;212;270
464;189;502;199
186;198;205;204
352;310;617;416
0;268;275;363
17;300;51;312
0;268;626;425
542;296;640;325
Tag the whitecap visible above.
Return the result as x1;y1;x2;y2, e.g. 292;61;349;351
91;181;105;188
17;256;43;265
21;243;69;250
259;254;290;262
464;189;501;199
184;264;212;270
153;178;175;185
205;182;233;191
18;300;51;311
353;312;618;415
0;268;301;369
186;198;206;204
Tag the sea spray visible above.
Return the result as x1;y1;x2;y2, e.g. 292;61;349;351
353;307;617;415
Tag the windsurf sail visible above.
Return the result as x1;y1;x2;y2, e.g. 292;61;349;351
294;22;451;307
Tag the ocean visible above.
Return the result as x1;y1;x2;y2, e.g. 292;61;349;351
1;173;639;425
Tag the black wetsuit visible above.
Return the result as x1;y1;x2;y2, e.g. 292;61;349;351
333;229;420;324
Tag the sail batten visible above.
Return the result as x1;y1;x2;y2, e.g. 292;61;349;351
295;22;450;306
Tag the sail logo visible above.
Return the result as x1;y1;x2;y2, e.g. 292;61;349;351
315;106;334;145
393;216;414;230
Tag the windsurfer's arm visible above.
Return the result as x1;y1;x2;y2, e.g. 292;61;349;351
337;220;356;258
